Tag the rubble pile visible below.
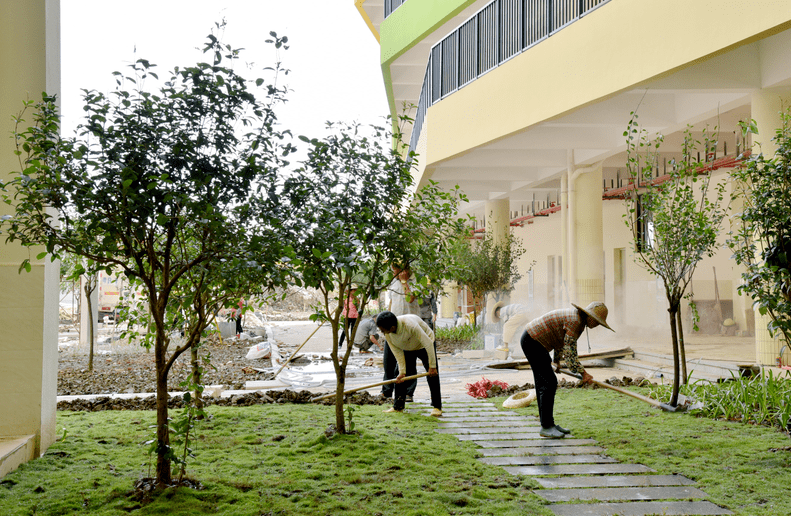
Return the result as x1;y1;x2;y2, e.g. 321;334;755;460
58;389;392;411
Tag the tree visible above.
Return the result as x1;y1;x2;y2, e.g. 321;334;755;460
2;30;292;486
281;120;467;434
729;114;791;347
623;112;727;406
449;226;527;329
73;260;99;371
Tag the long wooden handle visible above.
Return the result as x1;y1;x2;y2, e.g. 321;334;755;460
274;322;324;377
559;369;663;409
312;372;430;402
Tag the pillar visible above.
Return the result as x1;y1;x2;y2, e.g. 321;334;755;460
0;0;61;473
441;282;457;319
573;163;605;306
560;174;568;307
750;87;791;365
485;199;511;313
485;198;510;347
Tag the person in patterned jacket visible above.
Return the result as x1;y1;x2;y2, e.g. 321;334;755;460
521;302;614;439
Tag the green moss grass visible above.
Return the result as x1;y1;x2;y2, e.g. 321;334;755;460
0;405;549;516
2;389;790;515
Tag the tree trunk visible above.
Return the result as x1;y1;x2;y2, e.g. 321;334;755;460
334;383;346;434
676;310;688;384
154;330;172;485
668;307;681;406
191;343;204;413
84;279;96;372
330;320;347;434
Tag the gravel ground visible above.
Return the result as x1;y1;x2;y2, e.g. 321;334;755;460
58;334;278;396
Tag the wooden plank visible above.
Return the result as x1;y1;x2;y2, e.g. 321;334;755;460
488;347;634;369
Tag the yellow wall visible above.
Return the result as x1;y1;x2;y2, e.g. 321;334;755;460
425;0;791;165
508;166;738;334
0;0;59;459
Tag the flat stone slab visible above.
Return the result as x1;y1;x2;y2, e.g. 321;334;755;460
439;411;538;423
457;432;551;440
537;485;709;502
503;463;655;476
436;426;541;434
549;501;732;515
437;409;504;416
536;475;697;489
479;446;605;457
480;454;617;466
477;438;598;448
437;419;537;428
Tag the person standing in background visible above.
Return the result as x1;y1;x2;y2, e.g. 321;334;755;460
418;290;438;331
338;286;358;349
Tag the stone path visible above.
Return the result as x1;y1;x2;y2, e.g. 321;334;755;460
412;400;733;516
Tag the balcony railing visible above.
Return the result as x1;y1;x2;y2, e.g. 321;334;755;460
384;0;408;18
408;0;611;158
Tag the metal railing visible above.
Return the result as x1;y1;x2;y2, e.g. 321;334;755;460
408;0;611;158
384;0;408;18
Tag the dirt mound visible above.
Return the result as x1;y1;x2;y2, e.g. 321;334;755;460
57;389;392;411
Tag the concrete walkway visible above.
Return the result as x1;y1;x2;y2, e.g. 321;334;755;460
417;399;733;516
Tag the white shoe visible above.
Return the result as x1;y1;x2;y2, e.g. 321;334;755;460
430;408;442;417
383;407;403;413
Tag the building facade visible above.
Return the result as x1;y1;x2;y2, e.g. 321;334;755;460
356;0;791;365
0;0;61;478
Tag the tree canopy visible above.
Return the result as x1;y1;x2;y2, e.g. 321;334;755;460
3;29;294;486
730;114;791;346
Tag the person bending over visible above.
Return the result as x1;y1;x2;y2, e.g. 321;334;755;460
521;302;613;438
376;311;442;417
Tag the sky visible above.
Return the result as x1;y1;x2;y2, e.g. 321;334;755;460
60;0;390;142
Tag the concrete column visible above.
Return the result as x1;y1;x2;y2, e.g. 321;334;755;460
485;199;511;316
560;175;568;307
485;198;510;348
485;199;510;246
750;87;791;365
728;184;751;335
573;162;605;306
0;0;60;474
441;282;457;319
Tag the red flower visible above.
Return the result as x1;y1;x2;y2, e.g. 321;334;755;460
465;377;509;399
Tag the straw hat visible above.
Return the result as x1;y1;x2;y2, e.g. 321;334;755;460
571;301;614;332
488;300;506;324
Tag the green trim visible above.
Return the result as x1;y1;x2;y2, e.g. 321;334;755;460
380;0;477;64
379;0;478;119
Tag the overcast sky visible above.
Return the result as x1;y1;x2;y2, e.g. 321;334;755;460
60;1;389;142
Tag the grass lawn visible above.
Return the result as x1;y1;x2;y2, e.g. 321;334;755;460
1;387;789;515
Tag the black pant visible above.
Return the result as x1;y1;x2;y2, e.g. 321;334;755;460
382;342;417;398
520;332;557;429
392;341;442;411
235;316;243;335
339;317;356;348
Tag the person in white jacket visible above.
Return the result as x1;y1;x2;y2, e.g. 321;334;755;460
376;311;442;417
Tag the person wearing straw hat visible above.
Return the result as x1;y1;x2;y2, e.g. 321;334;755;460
521;301;614;439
